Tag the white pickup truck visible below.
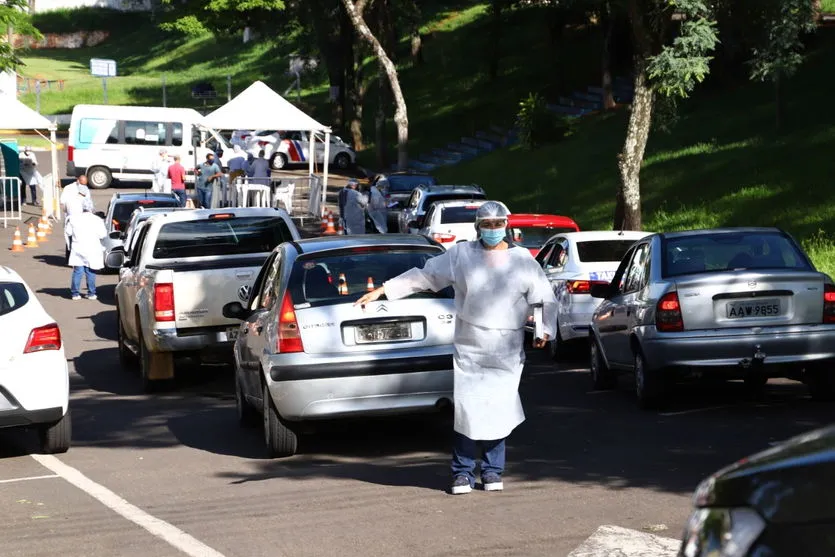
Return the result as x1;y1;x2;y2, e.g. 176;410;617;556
108;207;301;392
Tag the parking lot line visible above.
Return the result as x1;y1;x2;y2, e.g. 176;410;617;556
31;454;228;557
0;474;60;484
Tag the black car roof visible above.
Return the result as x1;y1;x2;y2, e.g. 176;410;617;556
289;234;439;255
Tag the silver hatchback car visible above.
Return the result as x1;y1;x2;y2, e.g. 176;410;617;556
588;227;835;409
223;235;456;457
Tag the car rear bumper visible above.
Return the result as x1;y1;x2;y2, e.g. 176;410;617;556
267;349;454;420
0;388;64;428
641;326;835;374
151;326;235;353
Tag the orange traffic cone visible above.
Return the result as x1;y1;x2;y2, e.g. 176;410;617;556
366;277;375;292
10;227;24;252
41;208;52;234
36;219;47;241
337;219;344;235
338;273;348;295
321;212;328;232
324;212;337;235
26;223;38;248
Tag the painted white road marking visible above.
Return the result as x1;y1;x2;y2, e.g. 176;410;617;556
568;525;680;557
0;474;59;484
31;454;228;557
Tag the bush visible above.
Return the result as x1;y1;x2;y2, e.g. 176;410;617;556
515;92;574;149
31;8;150;34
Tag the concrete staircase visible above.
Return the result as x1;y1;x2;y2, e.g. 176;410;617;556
399;76;634;173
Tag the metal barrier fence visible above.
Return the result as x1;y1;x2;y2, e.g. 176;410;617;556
308;174;323;221
220;175;322;225
1;177;22;229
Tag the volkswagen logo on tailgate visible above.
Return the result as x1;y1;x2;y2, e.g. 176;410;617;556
238;285;252;302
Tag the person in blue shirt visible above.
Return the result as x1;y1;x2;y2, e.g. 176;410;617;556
246;149;270;186
196;153;222;208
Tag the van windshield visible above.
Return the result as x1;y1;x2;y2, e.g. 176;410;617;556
152;216;293;259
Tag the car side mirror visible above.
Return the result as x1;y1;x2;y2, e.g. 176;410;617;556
95;211;106;219
223;301;251;320
105;250;126;269
109;230;121;239
589;283;611;299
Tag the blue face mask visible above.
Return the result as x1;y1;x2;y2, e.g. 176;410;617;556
480;227;506;247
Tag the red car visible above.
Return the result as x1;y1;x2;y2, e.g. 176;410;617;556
507;214;580;256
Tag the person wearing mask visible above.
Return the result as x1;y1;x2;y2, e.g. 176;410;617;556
65;196;106;300
150;148;170;193
60;175;91;263
19;146;42;205
343;179;368;235
355;201;557;495
196;153;222;209
167;154;187;207
367;180;388;233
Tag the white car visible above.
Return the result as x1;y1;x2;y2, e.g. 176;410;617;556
417;199;508;249
0;267;70;453
232;129;356;170
533;230;652;359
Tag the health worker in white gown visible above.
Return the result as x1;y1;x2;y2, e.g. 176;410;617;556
356;201;557;495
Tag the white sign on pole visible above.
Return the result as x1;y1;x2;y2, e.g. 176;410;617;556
90;58;117;78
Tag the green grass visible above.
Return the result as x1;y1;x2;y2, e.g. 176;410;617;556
0;135;59;150
435;28;835;278
822;0;835;14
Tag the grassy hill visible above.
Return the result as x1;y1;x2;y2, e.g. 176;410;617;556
435;27;835;278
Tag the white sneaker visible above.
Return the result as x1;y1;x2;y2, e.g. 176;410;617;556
71;295;81;300
451;475;472;495
87;294;98;300
482;473;504;492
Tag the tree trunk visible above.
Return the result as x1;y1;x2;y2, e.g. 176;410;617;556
376;66;388;169
615;67;653;230
601;2;616;110
342;0;409;170
349;47;366;152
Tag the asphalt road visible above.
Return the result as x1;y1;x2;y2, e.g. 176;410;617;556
1;186;834;557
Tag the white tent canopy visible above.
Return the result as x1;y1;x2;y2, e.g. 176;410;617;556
0;96;61;222
203;80;332;217
203;80;330;132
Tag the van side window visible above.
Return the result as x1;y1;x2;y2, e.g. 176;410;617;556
124;121;168;146
171;123;183;147
79;118;119;144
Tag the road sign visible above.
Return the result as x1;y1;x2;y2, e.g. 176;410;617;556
90;58;117;78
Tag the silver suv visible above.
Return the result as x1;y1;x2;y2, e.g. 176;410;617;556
223;234;456;457
398;184;486;234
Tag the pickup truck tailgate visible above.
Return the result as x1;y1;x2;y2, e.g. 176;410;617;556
171;258;264;328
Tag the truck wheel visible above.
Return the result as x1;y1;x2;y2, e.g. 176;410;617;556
270;153;287;170
590;336;616;390
39;410;71;454
236;377;259;428
263;382;298;457
808;369;835;401
116;307;137;370
139;331;174;393
634;348;665;410
87;166;112;190
334;153;351;170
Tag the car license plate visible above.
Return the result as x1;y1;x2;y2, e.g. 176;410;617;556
226;326;240;341
726;299;782;319
355;322;412;343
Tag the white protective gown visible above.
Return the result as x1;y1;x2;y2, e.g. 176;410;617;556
60;182;82;249
65;212;107;270
151;156;171;193
383;240;557;441
368;185;388;233
343;188;368;235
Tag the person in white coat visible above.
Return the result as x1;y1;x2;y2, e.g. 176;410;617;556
150;148;171;193
356;201;557;495
19;146;42;205
367;182;388;233
60;175;91;264
66;200;106;300
343;179;369;234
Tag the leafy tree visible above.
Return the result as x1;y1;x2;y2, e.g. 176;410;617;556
748;0;818;132
159;0;285;37
613;0;718;230
1;0;41;72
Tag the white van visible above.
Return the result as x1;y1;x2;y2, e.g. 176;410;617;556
67;105;231;189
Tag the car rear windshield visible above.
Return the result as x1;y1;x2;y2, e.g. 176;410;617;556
663;232;812;277
152;216;293;259
440;206;481;224
0;282;29;317
425;193;486;210
386;175;437;192
576;240;640;263
114;199;180;231
288;248;453;306
511;227;578;249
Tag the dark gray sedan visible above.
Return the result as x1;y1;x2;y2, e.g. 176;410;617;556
588;227;835;409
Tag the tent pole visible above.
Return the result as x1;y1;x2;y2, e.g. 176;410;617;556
49;127;60;221
308;129;316;214
322;131;330;218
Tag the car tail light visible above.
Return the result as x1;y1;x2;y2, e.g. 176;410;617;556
432;233;456;243
24;323;62;353
566;280;607;294
824;284;835;324
154;283;175;321
278;292;304;353
67;145;74;162
656;292;684;332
